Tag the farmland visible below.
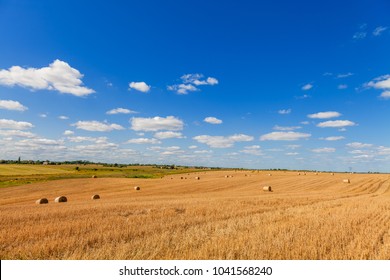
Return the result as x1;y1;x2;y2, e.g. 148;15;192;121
0;168;389;259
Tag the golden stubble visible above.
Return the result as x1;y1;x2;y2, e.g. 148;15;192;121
0;171;389;259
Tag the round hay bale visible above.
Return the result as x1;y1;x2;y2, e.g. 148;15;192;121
92;175;97;178
263;186;272;192
36;198;48;204
91;194;100;200
331;173;334;176
267;173;272;176
343;179;350;183
54;196;67;203
134;186;140;191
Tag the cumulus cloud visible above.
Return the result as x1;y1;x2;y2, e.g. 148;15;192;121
153;131;184;139
365;75;390;99
380;91;390;99
260;131;311;141
346;142;373;149
194;150;213;154
106;108;137;115
307;111;341;119
63;130;74;136
67;136;110;143
273;125;301;131
193;134;253;148
126;138;161;144
302;83;313;90
0;129;35;138
0;100;28;111
312;147;336;153
373;26;388;36
204;117;222;124
72;120;125;132
317;120;356;128
377;146;390;155
58;115;69;120
0;59;94;96
129;82;151;93
130;116;183;132
0;119;34;130
168;73;218;94
241;145;262;156
322;136;345;141
278;109;291;115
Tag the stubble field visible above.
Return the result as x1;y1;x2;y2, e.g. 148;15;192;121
1;170;389;260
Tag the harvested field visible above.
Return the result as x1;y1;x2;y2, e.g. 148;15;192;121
0;171;390;260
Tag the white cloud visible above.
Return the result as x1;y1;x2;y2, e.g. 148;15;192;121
286;144;301;149
302;83;313;91
312;147;336;153
154;131;184;139
72;120;125;132
63;130;74;136
193;134;253;148
377;146;390;155
273;125;301;131
307;111;341;119
241;145;262;156
349;150;364;154
67;136;109;143
39;114;47;118
194;150;213;154
373;26;388;36
188;145;198;149
167;84;198;95
204;117;222;124
0;59;94;96
317;120;356;128
106;108;137;115
366;75;390;89
0;100;28;111
129;81;151;93
338;84;348;90
366;75;390;99
353;154;373;159
278;109;291;115
130;116;183;132
0;119;34;130
126;138;161;144
168;73;218;94
286;152;299;156
337;73;353;78
58;115;69;120
181;74;219;86
380;91;390;99
346;142;373;149
0;129;35;138
322;136;345;141
296;94;310;99
353;32;367;40
260;131;311;141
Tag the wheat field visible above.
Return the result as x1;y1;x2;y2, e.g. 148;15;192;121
0;170;389;260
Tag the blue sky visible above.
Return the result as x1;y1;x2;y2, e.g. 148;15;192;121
0;0;390;172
